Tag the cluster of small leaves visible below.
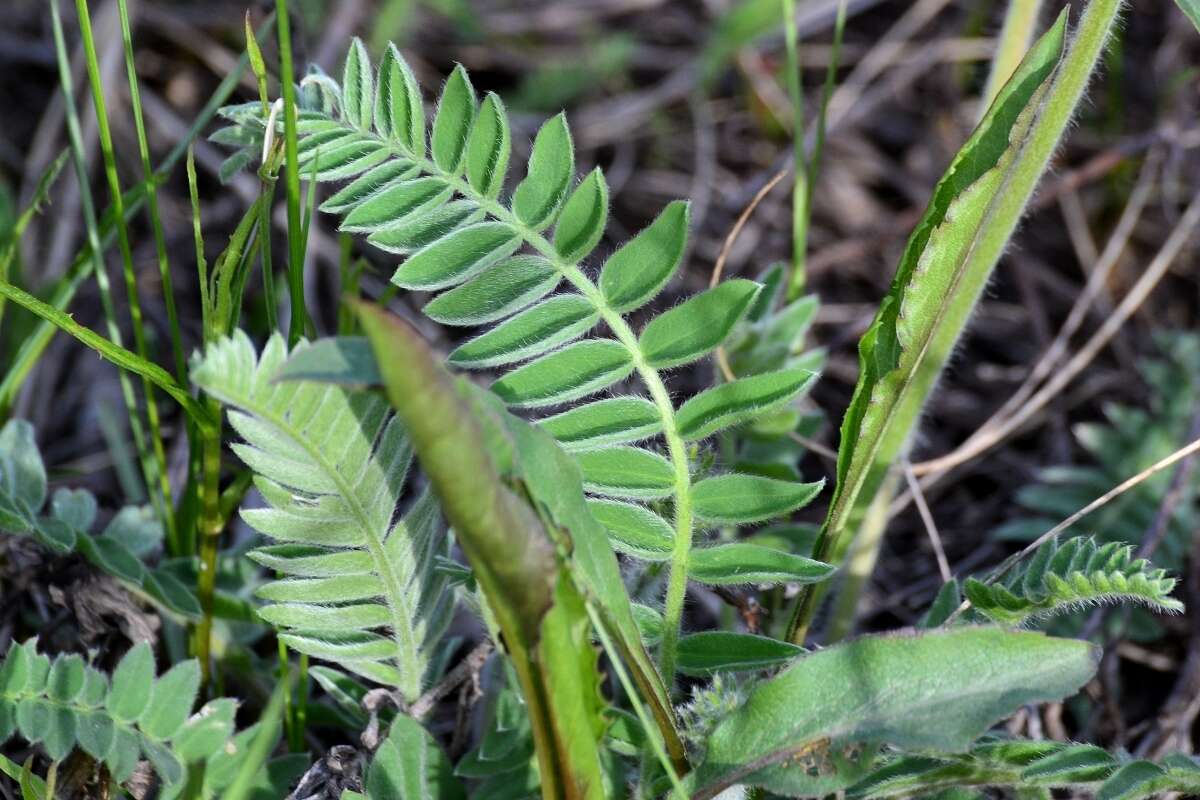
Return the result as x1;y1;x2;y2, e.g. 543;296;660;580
996;333;1200;570
211;40;826;583
0;420;200;618
191;332;453;701
850;736;1200;800
0;640;228;789
964;536;1183;625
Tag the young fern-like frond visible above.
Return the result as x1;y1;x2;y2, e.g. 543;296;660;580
213;41;825;682
964;536;1183;625
191;332;452;700
0;640;231;789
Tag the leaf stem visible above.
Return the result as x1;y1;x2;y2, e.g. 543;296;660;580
276;0;309;345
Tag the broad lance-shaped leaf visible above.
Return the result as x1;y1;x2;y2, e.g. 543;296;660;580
791;13;1080;641
690;626;1099;799
353;303;609;799
352;304;688;776
692;473;824;525
191;332;453;700
448;295;599;369
537;397;662;451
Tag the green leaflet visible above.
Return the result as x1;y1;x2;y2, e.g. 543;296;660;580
491;339;633;408
393;221;522;290
639;279;760;369
676;632;804;676
375;43;424;151
692;474;824;525
688;542;832;585
448;295;598;369
963;536;1182;625
192;332;453;700
424;255;560;326
431;65;476;174
676;367;817;441
691;627;1098;799
599;201;689;313
512;114;574;230
575;446;675;500
342;38;373;131
342;176;454;233
537;397;663;451
465;93;511;200
587;498;674;561
554;168;609;262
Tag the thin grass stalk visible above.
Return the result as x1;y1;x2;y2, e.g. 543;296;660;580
49;0;154;511
781;0;809;298
275;0;309;345
115;0;185;383
0;17;271;413
74;0;179;552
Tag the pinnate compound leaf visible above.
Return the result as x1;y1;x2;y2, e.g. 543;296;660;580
689;543;832;585
192;332;452;700
639;279;760;368
431;65;476;173
466;93;511;200
677;367;817;441
692;474;824;524
691;627;1099;799
512;113;574;230
363;714;465;800
964;536;1183;625
490;339;633;408
598;201;689;313
554;168;608;262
